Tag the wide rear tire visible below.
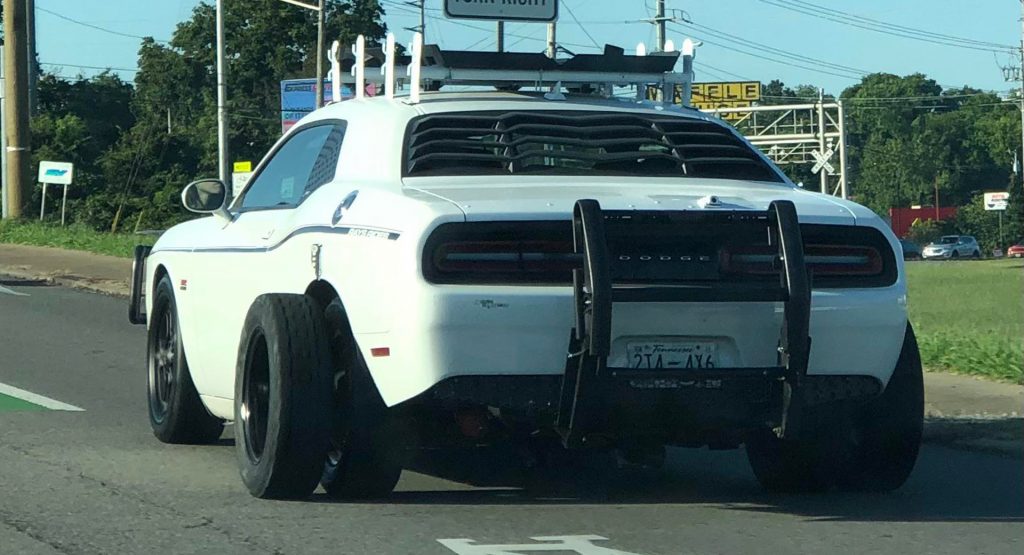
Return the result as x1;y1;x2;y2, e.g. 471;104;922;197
746;323;923;493
234;294;334;499
147;276;224;444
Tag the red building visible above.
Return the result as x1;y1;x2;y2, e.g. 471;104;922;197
888;206;958;238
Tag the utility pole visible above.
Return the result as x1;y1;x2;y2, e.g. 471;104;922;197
546;22;557;58
215;0;229;187
4;0;31;218
496;21;505;53
656;0;666;52
404;1;425;39
316;0;325;108
1019;0;1023;193
26;0;37;115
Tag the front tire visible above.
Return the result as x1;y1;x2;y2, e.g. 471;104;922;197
234;294;334;499
746;323;924;493
147;276;223;444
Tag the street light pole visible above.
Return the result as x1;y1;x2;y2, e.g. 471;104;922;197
216;0;230;188
279;0;326;108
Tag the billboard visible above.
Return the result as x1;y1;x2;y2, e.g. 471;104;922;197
444;0;558;22
984;191;1009;211
649;81;761;121
280;79;378;133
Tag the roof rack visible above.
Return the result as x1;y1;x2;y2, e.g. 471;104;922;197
330;33;698;106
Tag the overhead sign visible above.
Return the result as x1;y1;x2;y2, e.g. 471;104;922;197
444;0;559;22
38;161;74;185
984;191;1009;211
652;81;761;122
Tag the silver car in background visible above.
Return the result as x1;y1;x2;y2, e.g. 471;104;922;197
922;235;981;259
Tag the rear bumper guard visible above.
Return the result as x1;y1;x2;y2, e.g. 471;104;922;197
555;199;813;447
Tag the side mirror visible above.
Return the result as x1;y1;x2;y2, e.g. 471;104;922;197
182;179;231;221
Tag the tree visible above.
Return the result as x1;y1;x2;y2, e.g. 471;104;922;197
92;0;388;231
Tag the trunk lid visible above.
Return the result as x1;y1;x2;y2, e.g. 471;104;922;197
404;176;857;225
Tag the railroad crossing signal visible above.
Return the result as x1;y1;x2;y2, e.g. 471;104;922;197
811;148;835;175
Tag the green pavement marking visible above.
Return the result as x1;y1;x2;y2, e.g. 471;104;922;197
0;382;84;412
0;392;49;412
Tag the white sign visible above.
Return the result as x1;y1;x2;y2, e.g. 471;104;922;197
810;148;835;175
444;0;559;22
439;535;641;555
38;161;74;185
984;191;1009;211
232;172;254;197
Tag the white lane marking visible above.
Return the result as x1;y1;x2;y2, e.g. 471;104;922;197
0;284;29;297
438;535;643;555
0;382;84;411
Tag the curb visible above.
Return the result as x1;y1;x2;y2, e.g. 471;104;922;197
0;266;129;299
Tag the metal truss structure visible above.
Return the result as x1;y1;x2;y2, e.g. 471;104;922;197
700;95;849;199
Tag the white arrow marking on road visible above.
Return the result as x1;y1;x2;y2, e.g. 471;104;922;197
0;284;29;297
0;382;85;411
438;535;643;555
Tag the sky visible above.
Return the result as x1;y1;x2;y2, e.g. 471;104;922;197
32;0;1024;97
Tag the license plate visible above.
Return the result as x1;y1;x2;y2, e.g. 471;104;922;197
627;342;716;370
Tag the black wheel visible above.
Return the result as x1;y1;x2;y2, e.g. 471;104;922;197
234;294;334;499
746;323;923;493
951;251;959;258
147;276;223;444
972;250;981;259
319;299;402;499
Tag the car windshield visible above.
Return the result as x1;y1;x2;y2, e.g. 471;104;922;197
938;237;959;244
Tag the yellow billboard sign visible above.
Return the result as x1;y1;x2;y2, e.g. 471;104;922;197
650;81;761;121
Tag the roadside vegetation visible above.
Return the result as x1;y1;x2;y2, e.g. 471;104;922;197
0;220;154;258
907;259;1024;384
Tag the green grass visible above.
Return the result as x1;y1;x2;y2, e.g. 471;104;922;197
907;259;1024;384
0;220;155;258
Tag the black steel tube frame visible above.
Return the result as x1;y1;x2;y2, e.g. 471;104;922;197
128;245;152;325
556;199;812;448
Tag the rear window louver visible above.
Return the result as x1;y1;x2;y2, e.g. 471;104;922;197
404;110;782;182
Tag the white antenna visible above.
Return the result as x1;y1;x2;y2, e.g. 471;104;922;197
383;33;396;99
408;32;423;104
681;38;697;108
636;42;647;56
352;35;366;99
328;40;342;103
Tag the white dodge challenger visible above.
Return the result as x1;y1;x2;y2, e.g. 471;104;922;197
129;55;921;500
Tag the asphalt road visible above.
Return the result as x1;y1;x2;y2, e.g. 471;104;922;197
0;282;1021;555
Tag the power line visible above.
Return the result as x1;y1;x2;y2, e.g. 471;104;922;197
778;0;1013;49
676;20;868;75
564;2;602;50
759;0;1016;54
667;22;862;81
35;6;170;44
40;62;139;73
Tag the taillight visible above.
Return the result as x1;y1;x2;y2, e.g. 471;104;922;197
431;239;576;282
722;244;883;276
